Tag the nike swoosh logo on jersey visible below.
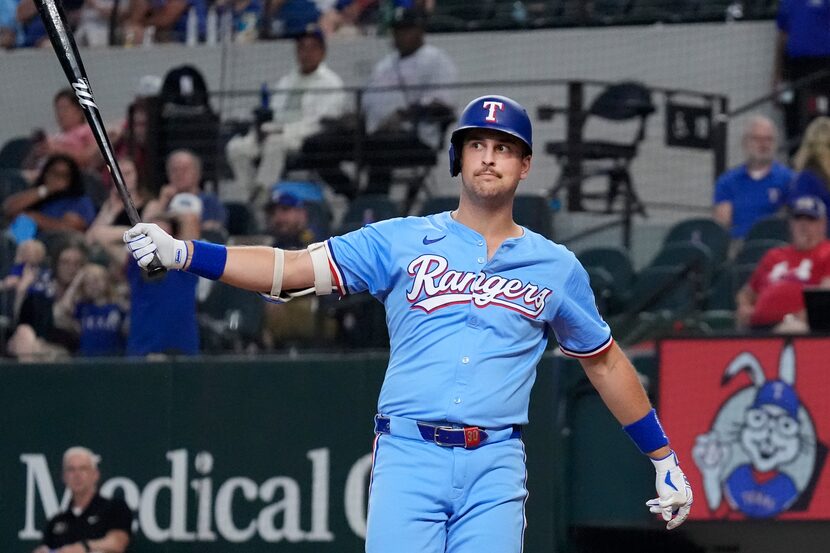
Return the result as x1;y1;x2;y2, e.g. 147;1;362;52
422;235;446;245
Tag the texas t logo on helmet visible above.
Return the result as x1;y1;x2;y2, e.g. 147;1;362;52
483;100;505;122
448;94;533;176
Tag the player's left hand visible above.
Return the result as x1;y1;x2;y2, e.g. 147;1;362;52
647;450;693;530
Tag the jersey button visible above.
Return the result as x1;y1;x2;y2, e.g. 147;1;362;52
477;257;485;264
454;397;462;404
461;356;470;364
477;241;484;247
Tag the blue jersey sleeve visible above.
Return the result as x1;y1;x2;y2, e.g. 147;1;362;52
326;220;396;297
550;262;613;357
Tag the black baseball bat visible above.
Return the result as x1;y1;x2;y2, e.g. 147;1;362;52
34;0;166;279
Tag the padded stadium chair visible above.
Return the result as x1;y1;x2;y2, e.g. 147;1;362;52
663;217;731;265
199;281;264;352
543;81;655;214
734;238;787;265
577;246;634;314
0;136;32;169
513;195;554;239
744;215;789;243
419;196;459;216
335;194;401;235
225;201;258;236
705;261;757;311
648;241;715;285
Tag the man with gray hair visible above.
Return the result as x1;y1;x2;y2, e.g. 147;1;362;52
33;446;132;553
143;149;228;232
713;115;793;242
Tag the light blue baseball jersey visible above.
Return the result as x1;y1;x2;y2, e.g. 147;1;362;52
326;211;612;428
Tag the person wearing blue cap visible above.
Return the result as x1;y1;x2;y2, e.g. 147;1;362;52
125;94;692;552
265;188;322;249
736;195;830;330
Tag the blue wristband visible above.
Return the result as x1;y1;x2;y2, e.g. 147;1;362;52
187;240;227;280
622;408;669;454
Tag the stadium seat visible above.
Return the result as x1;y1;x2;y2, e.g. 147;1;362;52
0;136;32;169
663;217;731;265
543;81;655;214
577;246;634;314
199;281;264;352
419;196;458;216
648;241;715;285
513;195;554;239
336;194;401;235
744;215;789;243
734;238;787;265
225;201;258;236
201;227;229;245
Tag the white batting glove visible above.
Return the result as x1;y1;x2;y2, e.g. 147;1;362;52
647;451;693;530
123;223;187;270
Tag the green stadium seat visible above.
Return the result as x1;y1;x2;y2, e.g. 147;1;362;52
734;238;787;265
419;196;458;216
663;217;731;265
577;246;634;315
744;215;789;243
513;195;554;239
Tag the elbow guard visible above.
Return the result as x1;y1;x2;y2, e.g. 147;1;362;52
259;242;334;304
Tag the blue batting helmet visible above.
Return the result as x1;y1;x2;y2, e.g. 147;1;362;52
448;95;532;177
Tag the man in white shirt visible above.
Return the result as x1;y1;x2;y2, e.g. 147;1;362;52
226;25;346;204
299;7;458;196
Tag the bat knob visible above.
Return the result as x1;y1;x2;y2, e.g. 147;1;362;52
144;255;168;280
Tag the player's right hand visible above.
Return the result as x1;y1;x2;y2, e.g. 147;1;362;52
124;223;187;270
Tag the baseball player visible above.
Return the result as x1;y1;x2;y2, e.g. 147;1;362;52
124;95;692;552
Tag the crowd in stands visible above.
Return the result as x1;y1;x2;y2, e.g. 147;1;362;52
0;2;829;361
0;0;781;50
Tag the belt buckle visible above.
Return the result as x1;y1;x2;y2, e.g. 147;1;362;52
433;425;457;447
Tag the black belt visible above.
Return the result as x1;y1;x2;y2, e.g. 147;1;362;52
374;415;521;448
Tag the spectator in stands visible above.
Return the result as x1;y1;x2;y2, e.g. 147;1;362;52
0;239;46;292
16;0;83;48
143;149;227;231
24;88;101;173
298;6;457;196
3;154;97;235
713;116;793;243
773;0;830;149
0;0;18;48
126;200;200;356
735;196;830;331
790;116;830;221
124;0;206;43
266;188;322;248
215;0;261;42
31;446;132;553
225;25;345;204
54;263;127;356
75;0;128;46
265;0;350;38
86;157;150;264
8;241;88;359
